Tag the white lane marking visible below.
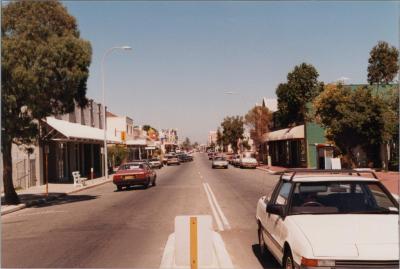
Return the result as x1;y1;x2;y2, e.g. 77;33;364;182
205;183;231;230
203;183;224;231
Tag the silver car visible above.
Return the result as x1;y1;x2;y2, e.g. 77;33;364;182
212;156;228;169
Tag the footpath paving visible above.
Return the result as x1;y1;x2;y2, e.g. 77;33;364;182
1;176;112;215
257;165;399;195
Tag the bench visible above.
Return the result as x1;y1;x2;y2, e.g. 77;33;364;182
72;171;87;187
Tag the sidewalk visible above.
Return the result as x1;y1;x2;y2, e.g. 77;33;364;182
256;165;399;195
1;176;112;216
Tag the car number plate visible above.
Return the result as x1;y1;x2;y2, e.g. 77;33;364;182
124;175;135;180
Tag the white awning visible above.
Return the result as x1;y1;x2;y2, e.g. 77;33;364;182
45;117;121;144
126;138;147;146
262;125;304;142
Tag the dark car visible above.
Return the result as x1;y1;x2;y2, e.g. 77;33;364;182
113;161;156;191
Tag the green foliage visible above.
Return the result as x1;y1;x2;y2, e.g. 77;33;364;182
109;145;128;167
276;63;323;126
220;116;245;153
181;137;191;150
244;105;272;148
1;0;92;204
368;41;399;86
314;84;387;166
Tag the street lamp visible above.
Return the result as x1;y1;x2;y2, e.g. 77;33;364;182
101;46;132;180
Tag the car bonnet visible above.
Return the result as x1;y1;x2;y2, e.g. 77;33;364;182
290;214;399;259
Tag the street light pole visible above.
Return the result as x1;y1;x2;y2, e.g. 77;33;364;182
101;46;132;180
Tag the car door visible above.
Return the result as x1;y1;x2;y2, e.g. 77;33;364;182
263;180;293;262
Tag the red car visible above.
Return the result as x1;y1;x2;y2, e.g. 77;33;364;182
113;161;156;191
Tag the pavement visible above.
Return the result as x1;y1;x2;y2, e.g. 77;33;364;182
257;164;400;195
1;176;112;215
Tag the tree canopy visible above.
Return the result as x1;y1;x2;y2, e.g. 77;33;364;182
244;105;272;150
368;41;399;86
220;116;245;153
276;63;323;126
314;84;387;167
1;0;92;204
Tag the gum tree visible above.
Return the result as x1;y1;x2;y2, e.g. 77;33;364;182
2;0;92;204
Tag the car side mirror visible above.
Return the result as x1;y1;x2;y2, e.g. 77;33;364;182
266;204;284;217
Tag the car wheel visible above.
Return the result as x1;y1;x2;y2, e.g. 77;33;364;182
117;186;122;191
283;249;294;269
258;225;267;257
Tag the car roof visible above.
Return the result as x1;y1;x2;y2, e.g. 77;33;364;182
282;174;379;182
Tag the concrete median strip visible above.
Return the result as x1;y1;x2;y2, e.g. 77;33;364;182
160;215;234;269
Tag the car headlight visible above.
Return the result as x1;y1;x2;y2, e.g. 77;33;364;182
301;257;335;267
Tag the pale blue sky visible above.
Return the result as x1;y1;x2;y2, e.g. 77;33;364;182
63;1;398;144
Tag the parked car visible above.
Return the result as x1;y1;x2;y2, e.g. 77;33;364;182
212;156;228;169
232;156;241;167
177;153;190;163
185;153;194;162
166;155;180;166
148;157;163;169
229;154;239;165
113;161;156;191
256;169;399;269
240;157;258;168
208;152;215;160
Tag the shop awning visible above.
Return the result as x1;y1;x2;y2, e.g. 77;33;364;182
262;125;304;142
126;138;147;146
45;117;121;144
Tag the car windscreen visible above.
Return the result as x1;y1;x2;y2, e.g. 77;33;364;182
289;181;399;215
214;157;225;161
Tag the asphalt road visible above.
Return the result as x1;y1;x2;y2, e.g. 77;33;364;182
2;153;280;268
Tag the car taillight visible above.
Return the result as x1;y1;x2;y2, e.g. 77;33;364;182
114;174;122;180
301;257;335;267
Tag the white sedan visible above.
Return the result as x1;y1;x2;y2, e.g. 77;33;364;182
240;157;258;168
256;170;399;269
212;156;229;169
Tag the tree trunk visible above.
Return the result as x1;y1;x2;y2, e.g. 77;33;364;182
2;138;20;205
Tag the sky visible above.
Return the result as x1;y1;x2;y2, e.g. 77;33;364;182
63;1;398;144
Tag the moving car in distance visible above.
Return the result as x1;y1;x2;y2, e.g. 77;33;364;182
212;156;229;169
113;161;157;191
148;157;163;169
240;156;258;168
166;155;180;166
256;169;399;269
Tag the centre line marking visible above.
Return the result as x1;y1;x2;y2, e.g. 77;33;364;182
205;183;231;230
203;183;224;231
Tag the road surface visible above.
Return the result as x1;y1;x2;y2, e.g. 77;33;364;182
2;153;280;268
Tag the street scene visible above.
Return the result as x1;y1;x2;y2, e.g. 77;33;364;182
1;1;399;269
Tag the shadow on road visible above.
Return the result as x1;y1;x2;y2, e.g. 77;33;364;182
32;194;98;208
1;193;98;208
252;244;281;269
114;185;152;192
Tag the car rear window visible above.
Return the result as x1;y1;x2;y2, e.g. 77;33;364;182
289;181;398;215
